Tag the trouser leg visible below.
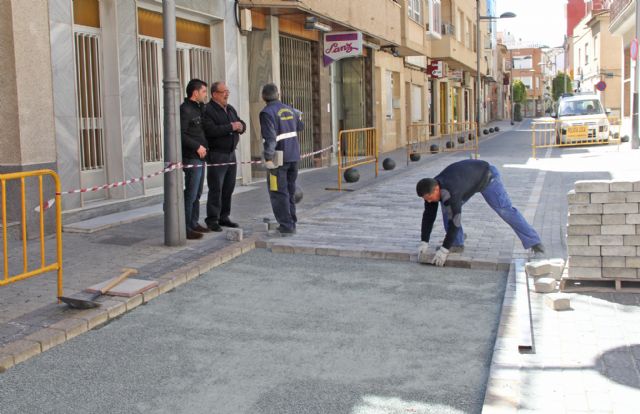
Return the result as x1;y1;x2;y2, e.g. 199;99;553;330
267;165;294;230
440;202;465;246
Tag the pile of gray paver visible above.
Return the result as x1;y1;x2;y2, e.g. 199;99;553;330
525;258;570;310
566;180;640;282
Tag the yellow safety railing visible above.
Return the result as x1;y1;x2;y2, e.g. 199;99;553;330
1;170;63;298
406;121;478;164
531;116;621;158
337;127;378;191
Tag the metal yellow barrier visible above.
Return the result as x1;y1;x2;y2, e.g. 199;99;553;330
1;170;63;298
336;127;378;191
531;116;620;159
406;121;478;164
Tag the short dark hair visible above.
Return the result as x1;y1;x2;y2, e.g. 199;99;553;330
210;81;225;95
416;178;438;197
186;79;207;99
261;83;279;102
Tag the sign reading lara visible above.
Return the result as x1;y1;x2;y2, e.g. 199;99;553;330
323;32;363;66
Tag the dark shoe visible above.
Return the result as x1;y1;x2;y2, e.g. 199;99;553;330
449;245;464;253
207;223;223;232
193;224;210;233
531;243;545;254
277;226;296;237
219;219;239;228
186;230;203;240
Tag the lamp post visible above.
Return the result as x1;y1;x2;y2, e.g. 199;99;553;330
477;3;515;134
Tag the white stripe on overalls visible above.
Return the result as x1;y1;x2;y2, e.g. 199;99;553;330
276;131;297;141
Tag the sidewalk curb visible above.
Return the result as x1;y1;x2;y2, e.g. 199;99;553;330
0;235;259;373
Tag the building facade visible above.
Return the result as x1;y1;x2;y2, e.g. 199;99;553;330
511;47;544;117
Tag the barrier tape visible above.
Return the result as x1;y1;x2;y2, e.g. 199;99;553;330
36;146;333;212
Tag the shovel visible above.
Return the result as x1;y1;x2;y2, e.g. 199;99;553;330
59;268;138;309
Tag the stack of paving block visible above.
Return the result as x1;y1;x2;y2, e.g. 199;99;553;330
567;180;640;280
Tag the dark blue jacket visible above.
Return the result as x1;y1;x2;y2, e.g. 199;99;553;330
260;100;304;163
421;159;493;248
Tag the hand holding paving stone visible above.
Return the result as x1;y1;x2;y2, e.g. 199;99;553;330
432;247;449;267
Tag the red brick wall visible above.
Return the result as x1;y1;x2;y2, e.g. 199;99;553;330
567;0;587;37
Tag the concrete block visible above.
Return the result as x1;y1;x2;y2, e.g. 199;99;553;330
567;190;590;204
252;223;268;232
142;286;160;303
184;266;200;282
292;245;317;255
634;181;640;192
625;235;640;246
124;294;144;311
610;181;634;192
626;213;640;224
99;299;127;319
601;224;636;235
0;353;14;373
545;293;571;310
603;256;626;268
534;277;557;293
603;203;639;214
575;180;610;193
525;261;551;276
568;256;601;267
0;340;41;364
157;279;175;295
271;245;294;254
626;257;640;268
567;214;601;225
601;246;636;256
567;235;589;246
589;235;623;246
255;240;268;249
75;308;109;329
568;245;601;256
47;318;88;340
226;228;243;241
418;250;433;264
384;252;411;261
603;267;637;279
568;266;602;279
626;192;640;202
591;192;627;203
567;225;601;236
24;328;66;352
569;204;603;215
603;214;626;225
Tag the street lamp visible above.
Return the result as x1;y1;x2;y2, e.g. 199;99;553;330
477;4;515;133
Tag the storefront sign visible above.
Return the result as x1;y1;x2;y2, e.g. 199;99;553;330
428;60;444;78
448;70;463;82
323;32;363;66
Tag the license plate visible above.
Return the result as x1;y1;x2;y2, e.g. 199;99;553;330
567;125;589;139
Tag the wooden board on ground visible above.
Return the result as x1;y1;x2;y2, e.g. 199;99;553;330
561;278;640;293
85;278;159;297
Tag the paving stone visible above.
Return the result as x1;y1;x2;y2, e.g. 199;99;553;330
568;256;601;268
602;257;626;268
142;286;160;303
567;245;601;256
591;192;627;204
252;223;268;232
271;245;295;254
566;235;589;246
625;257;640;268
74;308;109;329
589;235;623;246
534;277;557;293
602;268;637;279
0;339;41;364
568;204;603;215
567;214;601;225
526;261;551;276
0;353;14;372
157;279;175;295
601;224;636;235
601;246;636;256
602;214;626;225
97;299;127;319
567;225;601;236
24;327;66;352
567;190;590;204
544;293;571;311
603;203;639;214
626;213;640;224
47;317;88;340
610;181;634;192
575;180;610;193
226;228;243;241
567;267;602;279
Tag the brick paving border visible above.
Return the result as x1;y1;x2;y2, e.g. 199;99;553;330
0;236;259;373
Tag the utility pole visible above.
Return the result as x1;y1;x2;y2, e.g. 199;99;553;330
633;0;640;149
163;0;186;246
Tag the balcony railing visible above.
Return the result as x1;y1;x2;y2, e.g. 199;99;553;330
607;0;633;25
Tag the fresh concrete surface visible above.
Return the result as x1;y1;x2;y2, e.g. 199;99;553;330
0;250;507;414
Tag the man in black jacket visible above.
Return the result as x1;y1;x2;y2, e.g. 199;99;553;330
416;159;544;266
202;81;246;232
180;79;210;240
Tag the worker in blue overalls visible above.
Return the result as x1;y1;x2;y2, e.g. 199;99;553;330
259;83;304;236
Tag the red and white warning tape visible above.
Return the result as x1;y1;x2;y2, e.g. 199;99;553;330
37;146;333;211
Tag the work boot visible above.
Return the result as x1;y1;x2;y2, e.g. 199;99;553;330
219;219;239;228
207;223;223;232
193;224;210;233
187;230;203;240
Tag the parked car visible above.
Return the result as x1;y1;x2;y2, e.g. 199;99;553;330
554;94;610;144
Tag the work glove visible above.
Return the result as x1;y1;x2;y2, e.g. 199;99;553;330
418;242;429;256
432;247;449;267
264;160;277;170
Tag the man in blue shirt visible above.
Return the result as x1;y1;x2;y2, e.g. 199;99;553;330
416;159;544;266
259;83;304;236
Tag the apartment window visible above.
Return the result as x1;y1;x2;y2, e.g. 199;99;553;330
386;70;394;119
411;85;423;122
578;48;582;66
407;0;423;23
513;55;532;69
427;0;441;35
520;76;533;89
585;43;589;64
456;9;463;42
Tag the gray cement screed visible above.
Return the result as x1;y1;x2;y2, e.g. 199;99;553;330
0;250;507;414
